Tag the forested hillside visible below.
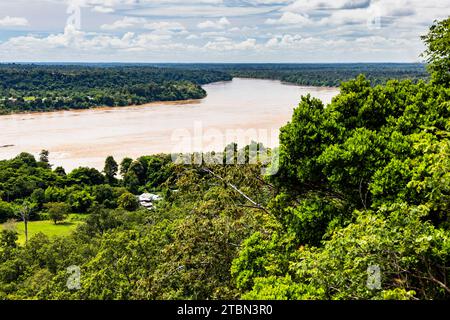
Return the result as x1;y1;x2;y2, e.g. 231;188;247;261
0;18;449;300
0;62;428;115
0;65;231;114
162;63;428;87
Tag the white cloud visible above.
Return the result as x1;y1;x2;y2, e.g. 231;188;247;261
101;17;146;30
186;34;199;40
265;34;347;49
204;37;258;51
284;0;371;12
0;16;29;27
265;12;311;25
245;0;293;4
0;0;448;62
91;6;115;13
127;6;272;17
144;21;186;33
0;24;178;54
318;9;368;27
101;17;187;35
197;17;231;29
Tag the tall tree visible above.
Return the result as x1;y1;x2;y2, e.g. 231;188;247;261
17;202;33;244
39;149;51;168
421;17;450;85
103;156;118;184
45;202;70;225
120;158;133;176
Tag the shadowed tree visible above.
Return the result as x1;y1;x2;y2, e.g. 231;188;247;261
421;17;450;85
120;157;133;176
45;202;70;225
103;156;118;185
39;150;52;169
17;202;34;244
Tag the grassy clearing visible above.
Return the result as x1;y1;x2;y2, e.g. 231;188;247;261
1;215;84;245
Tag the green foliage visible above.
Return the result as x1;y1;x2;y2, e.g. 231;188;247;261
0;65;231;114
68;190;95;213
0;229;18;249
120;158;133;176
231;231;294;292
242;276;324;300
67;167;105;186
170;63;428;87
44;202;70;224
117;192;139;211
232;20;450;299
291;204;449;300
0;19;448;300
39;150;50;167
0;201;15;223
103;156;118;185
2;219;81;246
421;17;450;85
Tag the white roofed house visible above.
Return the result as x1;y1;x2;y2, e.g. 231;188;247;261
138;193;162;210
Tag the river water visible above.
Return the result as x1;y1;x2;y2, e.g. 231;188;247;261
0;78;339;171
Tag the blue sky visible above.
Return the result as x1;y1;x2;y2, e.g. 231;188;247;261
0;0;449;62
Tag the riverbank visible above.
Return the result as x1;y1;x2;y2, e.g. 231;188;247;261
0;98;204;117
0;78;340;171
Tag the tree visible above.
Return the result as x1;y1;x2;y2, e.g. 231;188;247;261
123;171;140;194
120;158;133;176
45;202;70;225
117;192;139;211
231;21;450;300
291;205;449;300
421;17;450;85
103;156;118;184
30;188;45;210
39;150;50;165
68;167;105;185
68;189;95;213
0;229;18;250
0;201;14;223
54;166;66;176
17;202;34;244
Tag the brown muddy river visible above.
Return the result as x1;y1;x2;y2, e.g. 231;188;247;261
0;78;339;171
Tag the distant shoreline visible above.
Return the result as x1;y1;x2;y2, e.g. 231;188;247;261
0;78;340;171
0;78;340;117
0;97;205;117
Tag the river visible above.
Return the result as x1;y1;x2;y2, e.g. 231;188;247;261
0;78;340;171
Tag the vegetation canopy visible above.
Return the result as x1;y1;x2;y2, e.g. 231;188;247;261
0;17;449;300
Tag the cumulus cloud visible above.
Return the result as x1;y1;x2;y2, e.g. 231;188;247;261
0;16;29;27
197;17;231;29
0;24;177;53
204;38;258;51
101;17;146;30
284;0;371;12
0;0;449;62
91;6;115;13
265;12;311;25
101;17;187;35
144;21;186;32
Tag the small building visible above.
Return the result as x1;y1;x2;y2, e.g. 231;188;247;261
138;193;162;210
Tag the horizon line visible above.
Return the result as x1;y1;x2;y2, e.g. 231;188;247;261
0;61;426;65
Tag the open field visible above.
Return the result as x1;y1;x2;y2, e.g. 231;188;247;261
1;215;84;245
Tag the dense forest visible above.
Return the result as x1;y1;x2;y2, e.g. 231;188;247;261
0;18;449;300
0;65;231;114
0;62;428;114
159;63;429;87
